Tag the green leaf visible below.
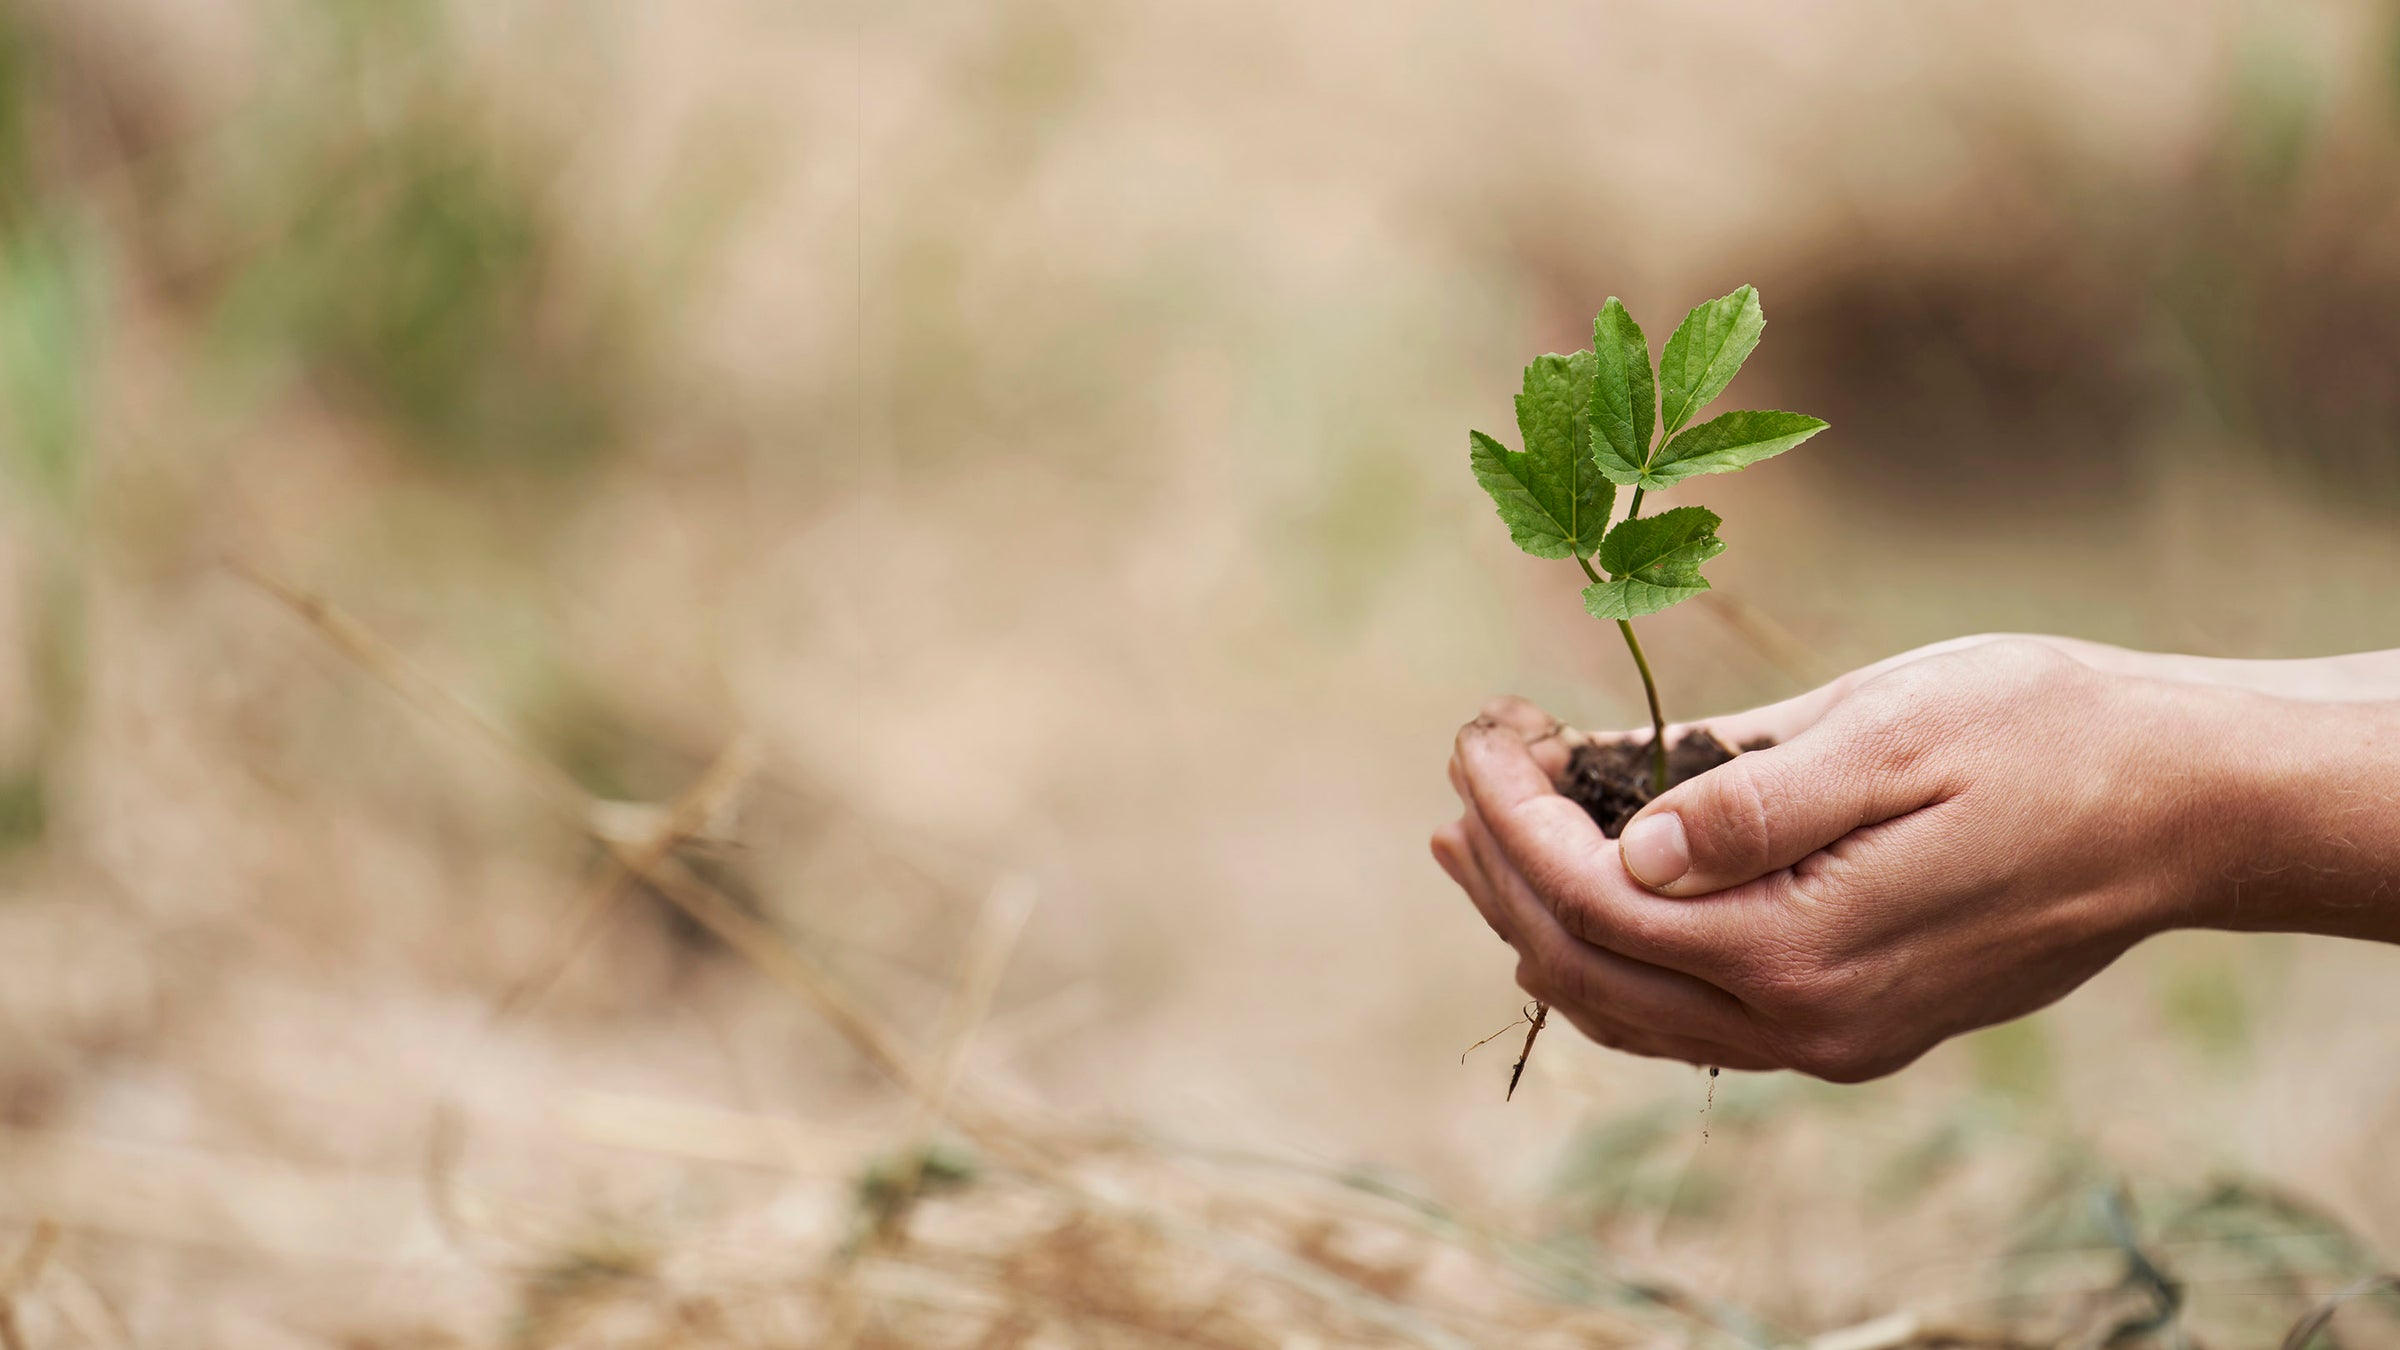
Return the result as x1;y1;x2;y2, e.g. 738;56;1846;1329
1598;505;1722;577
1468;351;1615;559
1658;285;1765;439
1587;298;1654;485
1637;409;1828;489
1583;506;1724;619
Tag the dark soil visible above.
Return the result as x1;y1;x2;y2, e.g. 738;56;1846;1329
1561;729;1771;837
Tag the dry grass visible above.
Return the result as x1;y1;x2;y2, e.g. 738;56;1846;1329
4;568;2367;1348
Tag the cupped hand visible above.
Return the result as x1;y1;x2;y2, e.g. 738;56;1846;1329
1433;638;2254;1081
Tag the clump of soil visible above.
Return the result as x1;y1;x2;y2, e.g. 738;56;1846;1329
1560;729;1769;836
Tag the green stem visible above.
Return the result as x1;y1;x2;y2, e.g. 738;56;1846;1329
1577;503;1671;797
1617;619;1669;796
1618;488;1667;794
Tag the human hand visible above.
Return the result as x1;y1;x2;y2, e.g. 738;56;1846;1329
1433;638;2285;1081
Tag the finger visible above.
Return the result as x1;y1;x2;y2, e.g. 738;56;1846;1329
1432;817;1514;946
1529;964;1771;1068
1572;682;1850;757
1449;807;1756;1061
1453;734;1565;810
1616;689;1951;898
1431;818;1472;888
1543;998;1777;1072
1707;633;2053;743
1476;696;1577;778
1578;633;2042;755
1458;808;1758;1049
1452;807;1523;944
1478;695;1561;741
1453;722;1747;975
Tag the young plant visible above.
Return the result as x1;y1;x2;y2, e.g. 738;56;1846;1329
1467;284;1827;1096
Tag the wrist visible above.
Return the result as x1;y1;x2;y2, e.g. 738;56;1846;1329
2098;675;2258;940
2173;688;2400;941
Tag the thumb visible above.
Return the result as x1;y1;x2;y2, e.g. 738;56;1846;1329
1617;709;1942;897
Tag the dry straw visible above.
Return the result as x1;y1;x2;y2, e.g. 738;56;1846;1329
33;559;2348;1349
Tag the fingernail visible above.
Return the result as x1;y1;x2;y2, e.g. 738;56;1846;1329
1620;812;1690;889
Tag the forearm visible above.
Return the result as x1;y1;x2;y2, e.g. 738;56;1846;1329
2181;689;2400;943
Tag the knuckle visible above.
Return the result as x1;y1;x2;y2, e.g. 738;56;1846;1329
1982;635;2073;676
1957;637;2078;703
1969;635;2047;667
1845;694;1938;775
1926;640;2105;758
1969;640;2081;714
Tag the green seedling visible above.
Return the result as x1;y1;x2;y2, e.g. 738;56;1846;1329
1468;284;1827;1097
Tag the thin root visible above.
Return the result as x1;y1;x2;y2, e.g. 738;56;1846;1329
1460;1002;1538;1064
1505;1003;1550;1101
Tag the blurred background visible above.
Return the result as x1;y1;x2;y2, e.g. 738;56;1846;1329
3;0;2400;1344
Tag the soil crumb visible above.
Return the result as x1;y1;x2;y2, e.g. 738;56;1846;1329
1560;729;1772;836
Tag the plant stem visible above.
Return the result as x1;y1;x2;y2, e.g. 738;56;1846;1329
1617;619;1669;795
1575;554;1670;794
1589;489;1670;796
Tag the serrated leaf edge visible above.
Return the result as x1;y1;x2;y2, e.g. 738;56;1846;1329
1587;298;1655;485
1659;286;1764;441
1581;572;1714;621
1640;409;1828;489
